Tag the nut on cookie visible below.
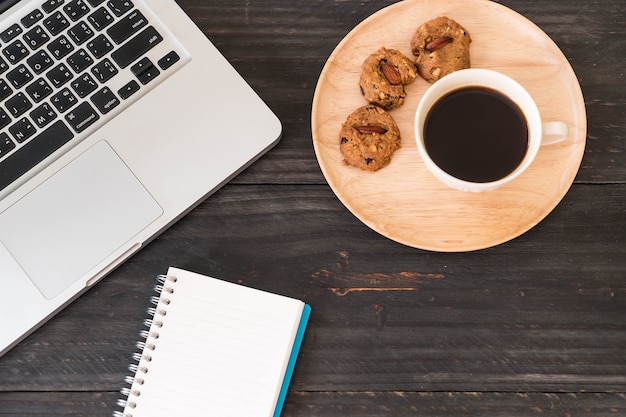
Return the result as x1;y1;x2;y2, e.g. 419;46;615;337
359;47;418;110
339;105;401;171
411;16;471;83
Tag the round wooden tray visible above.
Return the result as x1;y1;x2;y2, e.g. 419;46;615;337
311;0;586;252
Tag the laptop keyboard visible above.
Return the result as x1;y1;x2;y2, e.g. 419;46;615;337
0;0;190;192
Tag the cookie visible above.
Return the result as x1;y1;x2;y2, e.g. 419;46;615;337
339;105;401;171
358;47;418;110
410;16;471;83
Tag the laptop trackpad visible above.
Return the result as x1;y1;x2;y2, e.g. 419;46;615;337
0;141;162;300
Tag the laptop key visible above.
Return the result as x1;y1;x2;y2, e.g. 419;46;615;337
3;40;30;64
158;51;180;70
46;63;73;87
88;7;113;31
65;101;99;132
47;35;75;60
0;79;12;101
86;34;113;59
0;24;23;43
43;11;70;36
107;10;147;44
68;21;95;45
67;49;93;73
91;86;119;114
107;0;133;17
25;78;53;103
0;109;10;129
7;64;33;89
64;0;90;21
86;0;106;7
30;103;58;128
23;25;51;50
0;57;8;74
91;58;117;83
0;120;74;192
118;79;139;99
0;132;15;159
5;92;33;118
9;117;37;143
27;50;54;74
71;73;98;97
21;10;45;28
111;26;162;69
42;0;66;13
51;87;78;112
131;57;159;85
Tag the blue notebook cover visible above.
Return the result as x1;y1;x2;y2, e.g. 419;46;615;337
273;303;311;417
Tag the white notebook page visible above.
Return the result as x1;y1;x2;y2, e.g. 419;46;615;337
122;267;305;417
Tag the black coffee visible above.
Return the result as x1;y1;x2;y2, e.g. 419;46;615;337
423;87;528;183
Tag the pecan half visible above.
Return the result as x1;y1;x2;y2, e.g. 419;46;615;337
355;125;388;134
425;36;453;52
379;61;402;85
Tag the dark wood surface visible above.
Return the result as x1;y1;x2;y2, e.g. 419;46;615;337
1;0;625;415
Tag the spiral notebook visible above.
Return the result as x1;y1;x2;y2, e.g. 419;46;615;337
113;267;311;417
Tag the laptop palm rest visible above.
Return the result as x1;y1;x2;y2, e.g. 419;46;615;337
0;141;162;300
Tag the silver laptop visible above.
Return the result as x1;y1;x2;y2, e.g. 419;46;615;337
0;0;281;356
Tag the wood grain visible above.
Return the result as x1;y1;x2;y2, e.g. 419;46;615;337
312;0;586;252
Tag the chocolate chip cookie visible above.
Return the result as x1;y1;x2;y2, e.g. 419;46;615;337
359;47;418;110
410;16;471;83
339;105;401;171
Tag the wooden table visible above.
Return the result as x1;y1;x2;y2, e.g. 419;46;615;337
1;1;624;415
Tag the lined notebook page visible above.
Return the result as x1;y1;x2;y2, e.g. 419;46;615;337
122;267;306;417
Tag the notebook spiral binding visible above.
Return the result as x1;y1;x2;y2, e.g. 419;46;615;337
112;274;178;417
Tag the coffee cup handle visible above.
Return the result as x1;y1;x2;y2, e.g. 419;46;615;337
541;122;569;146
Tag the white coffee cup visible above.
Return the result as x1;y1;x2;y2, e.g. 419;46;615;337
414;68;568;192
